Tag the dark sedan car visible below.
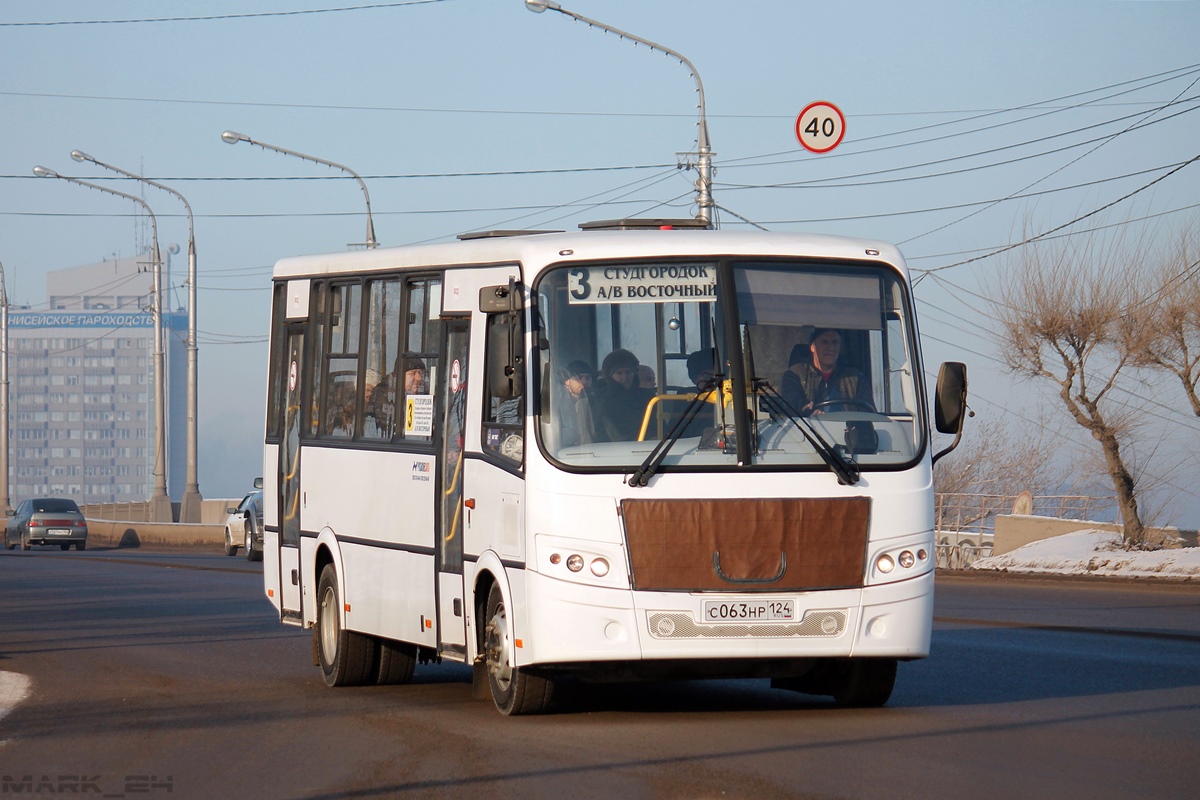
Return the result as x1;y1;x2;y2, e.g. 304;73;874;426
5;498;89;551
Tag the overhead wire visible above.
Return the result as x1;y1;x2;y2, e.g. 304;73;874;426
0;1;448;27
898;72;1200;245
719;62;1200;168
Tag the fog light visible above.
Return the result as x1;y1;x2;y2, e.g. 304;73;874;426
876;554;895;574
590;558;610;577
566;554;584;572
898;550;915;569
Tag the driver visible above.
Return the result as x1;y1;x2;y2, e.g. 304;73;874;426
781;328;872;415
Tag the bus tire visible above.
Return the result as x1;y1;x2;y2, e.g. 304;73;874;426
375;638;417;685
483;583;553;715
317;563;376;687
831;658;897;708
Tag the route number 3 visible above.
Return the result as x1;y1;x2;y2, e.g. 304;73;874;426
795;101;846;154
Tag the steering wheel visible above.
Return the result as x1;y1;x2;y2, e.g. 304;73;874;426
811;398;876;413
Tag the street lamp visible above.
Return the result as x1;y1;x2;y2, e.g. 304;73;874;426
70;150;203;522
220;130;379;249
524;0;715;227
33;166;172;522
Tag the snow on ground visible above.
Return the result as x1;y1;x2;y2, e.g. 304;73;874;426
971;529;1200;579
0;670;31;741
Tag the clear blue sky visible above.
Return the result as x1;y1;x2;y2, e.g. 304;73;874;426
1;1;1198;522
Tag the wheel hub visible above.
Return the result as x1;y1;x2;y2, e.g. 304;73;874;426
484;609;513;688
319;586;338;663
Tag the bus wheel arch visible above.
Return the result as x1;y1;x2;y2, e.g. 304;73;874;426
315;560;376;687
482;581;553;715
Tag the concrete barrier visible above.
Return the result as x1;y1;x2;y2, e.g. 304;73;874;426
84;518;228;550
993;515;1197;556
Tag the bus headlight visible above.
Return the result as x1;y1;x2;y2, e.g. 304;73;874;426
566;554;584;572
590;558;610;577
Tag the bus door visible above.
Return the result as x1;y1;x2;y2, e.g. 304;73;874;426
278;324;304;622
436;320;470;655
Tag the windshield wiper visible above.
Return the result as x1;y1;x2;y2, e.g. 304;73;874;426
755;379;860;486
626;380;719;488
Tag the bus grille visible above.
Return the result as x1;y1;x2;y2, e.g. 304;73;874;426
646;610;847;639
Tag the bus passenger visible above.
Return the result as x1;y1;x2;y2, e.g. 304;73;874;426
781;328;872;415
557;360;593;447
582;349;653;442
669;349;719;437
366;357;427;436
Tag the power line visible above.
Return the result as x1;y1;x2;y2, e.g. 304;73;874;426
720;63;1200;168
899;73;1200;246
904;201;1200;262
914;153;1200;275
719;97;1200;190
1;163;675;182
0;1;447;27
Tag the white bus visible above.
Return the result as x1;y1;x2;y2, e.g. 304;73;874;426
262;220;967;715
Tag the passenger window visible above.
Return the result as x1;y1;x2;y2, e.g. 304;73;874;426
483;312;524;464
361;279;402;440
322;282;361;437
398;277;440;442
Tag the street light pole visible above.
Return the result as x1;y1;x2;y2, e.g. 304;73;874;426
0;259;9;515
220;131;379;249
33;166;172;522
70;151;203;522
524;0;714;227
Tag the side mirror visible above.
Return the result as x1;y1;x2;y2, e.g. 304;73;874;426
932;362;969;466
226;507;238;515
487;319;523;400
934;362;968;435
253;476;264;489
479;283;523;313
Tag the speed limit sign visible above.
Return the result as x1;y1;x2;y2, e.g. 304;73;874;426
795;101;846;153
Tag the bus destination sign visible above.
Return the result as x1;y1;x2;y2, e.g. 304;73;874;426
567;265;716;304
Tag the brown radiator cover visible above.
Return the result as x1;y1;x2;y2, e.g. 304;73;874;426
621;497;870;591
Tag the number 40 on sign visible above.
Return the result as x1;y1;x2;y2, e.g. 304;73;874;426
795;101;846;154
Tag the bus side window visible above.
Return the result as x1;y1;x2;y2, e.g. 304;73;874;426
399;276;440;442
306;282;328;437
483;313;524;463
322;282;362;437
361;278;402;441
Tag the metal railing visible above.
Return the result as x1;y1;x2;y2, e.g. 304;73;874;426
934;492;1116;569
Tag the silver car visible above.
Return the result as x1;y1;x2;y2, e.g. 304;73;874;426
224;489;263;562
5;498;89;551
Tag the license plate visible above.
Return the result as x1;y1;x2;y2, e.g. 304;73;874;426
703;599;794;622
47;529;71;536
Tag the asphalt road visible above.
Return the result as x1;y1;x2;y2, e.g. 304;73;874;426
1;549;1197;799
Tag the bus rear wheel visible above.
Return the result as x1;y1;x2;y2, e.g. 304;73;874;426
483;583;553;715
316;564;376;687
375;638;417;685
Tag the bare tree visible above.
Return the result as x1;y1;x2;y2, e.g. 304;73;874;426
933;413;1058;498
993;231;1147;546
1130;227;1200;417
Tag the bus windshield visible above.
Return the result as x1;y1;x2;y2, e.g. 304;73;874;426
535;258;924;472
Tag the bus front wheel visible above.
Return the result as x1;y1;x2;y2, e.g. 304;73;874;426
483;583;553;715
316;564;376;687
